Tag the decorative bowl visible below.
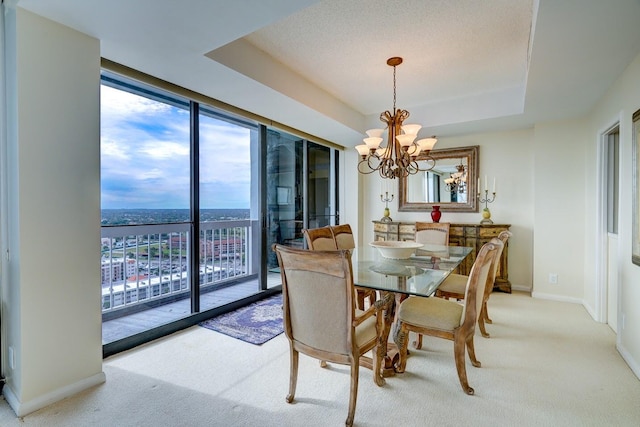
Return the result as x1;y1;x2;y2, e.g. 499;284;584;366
369;241;423;259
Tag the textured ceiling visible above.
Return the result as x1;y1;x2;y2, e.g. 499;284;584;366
16;0;640;145
243;0;533;116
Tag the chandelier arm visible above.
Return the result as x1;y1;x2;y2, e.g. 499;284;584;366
415;156;436;171
357;158;381;175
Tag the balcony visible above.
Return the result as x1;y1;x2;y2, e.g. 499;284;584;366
101;220;281;349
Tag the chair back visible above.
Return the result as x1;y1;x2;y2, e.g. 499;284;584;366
484;230;512;297
460;238;502;329
331;224;356;250
303;226;338;251
415;222;450;245
273;244;355;356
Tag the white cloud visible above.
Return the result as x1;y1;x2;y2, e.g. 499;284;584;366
101;84;252;209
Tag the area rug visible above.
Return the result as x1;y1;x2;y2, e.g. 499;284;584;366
199;294;283;345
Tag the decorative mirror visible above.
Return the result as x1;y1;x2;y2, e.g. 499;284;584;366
398;145;479;212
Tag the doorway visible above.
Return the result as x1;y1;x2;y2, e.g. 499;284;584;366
600;125;619;332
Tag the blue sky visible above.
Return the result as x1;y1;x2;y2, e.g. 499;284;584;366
101;85;251;209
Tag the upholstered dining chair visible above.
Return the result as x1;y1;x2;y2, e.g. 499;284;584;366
394;239;502;395
330;224;377;310
273;244;387;427
436;230;512;338
414;221;450;245
330;224;356;249
412;221;451;348
303;226;337;251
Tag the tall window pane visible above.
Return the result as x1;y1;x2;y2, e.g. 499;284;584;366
198;107;258;311
199;111;252;217
101;80;190;223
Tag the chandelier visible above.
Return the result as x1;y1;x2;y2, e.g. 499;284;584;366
444;162;467;193
355;57;437;179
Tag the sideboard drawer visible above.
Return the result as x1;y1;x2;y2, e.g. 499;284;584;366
479;226;505;238
374;222;398;233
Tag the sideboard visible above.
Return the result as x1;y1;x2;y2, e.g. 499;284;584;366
372;221;511;293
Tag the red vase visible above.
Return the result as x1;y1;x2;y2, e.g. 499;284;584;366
431;205;442;223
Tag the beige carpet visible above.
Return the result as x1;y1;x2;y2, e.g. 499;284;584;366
1;292;640;426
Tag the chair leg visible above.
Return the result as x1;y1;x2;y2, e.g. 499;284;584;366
346;359;360;427
478;304;490;338
286;349;299;403
412;333;423;349
453;332;474;395
356;289;366;310
368;290;377;307
372;339;385;387
466;334;481;368
483;301;493;324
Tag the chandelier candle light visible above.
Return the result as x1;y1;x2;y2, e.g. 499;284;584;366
356;57;438;179
478;175;496;224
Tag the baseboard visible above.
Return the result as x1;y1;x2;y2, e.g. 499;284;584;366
617;342;640;381
581;300;600;322
510;284;531;293
3;371;106;417
530;291;583;304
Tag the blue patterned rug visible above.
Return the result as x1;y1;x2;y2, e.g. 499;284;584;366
199;294;283;345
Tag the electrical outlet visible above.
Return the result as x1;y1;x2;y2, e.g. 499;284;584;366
548;273;558;284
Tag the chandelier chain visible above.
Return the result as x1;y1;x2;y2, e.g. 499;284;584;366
392;64;397;113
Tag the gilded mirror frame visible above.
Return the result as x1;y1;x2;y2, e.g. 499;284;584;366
398;145;479;212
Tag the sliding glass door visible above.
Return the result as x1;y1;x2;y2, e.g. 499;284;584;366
265;129;337;269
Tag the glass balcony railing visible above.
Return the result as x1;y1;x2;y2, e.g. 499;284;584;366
100;220;252;315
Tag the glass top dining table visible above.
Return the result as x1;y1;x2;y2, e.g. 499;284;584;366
351;243;473;297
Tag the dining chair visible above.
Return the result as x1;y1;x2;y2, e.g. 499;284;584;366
436;230;512;338
394;238;502;395
272;244;388;427
303;226;337;250
415;221;450;245
412;221;451;348
330;224;377;310
330;223;356;250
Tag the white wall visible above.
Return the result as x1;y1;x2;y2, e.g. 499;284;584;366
531;118;589;302
341;149;361;243
360;129;535;292
2;8;104;416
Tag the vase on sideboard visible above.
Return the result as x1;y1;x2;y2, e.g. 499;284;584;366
431;205;441;223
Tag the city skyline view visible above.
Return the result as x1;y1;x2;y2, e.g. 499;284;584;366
100;208;251;225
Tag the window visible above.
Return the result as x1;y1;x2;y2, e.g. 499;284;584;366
99;68;339;356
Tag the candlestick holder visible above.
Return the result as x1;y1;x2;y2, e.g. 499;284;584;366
477;190;496;224
380;191;394;223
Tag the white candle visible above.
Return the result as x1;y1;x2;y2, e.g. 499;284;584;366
477;178;480;194
484;175;488;192
381;180;383;196
493;177;496;193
